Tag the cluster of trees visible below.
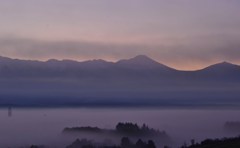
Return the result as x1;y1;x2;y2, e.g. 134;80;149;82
28;135;240;148
180;136;240;148
66;137;156;148
116;122;164;136
121;137;156;148
63;126;102;133
116;123;140;134
63;122;168;139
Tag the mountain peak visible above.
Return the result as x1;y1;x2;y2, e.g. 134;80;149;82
219;61;234;65
200;61;240;73
116;55;174;70
212;61;237;68
118;55;156;63
132;55;153;60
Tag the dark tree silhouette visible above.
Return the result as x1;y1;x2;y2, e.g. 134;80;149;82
183;136;240;148
121;137;132;148
136;139;146;148
147;140;156;148
66;137;157;148
116;122;140;134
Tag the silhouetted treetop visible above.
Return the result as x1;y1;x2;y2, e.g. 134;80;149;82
181;136;240;148
115;122;165;137
116;122;140;134
66;137;156;148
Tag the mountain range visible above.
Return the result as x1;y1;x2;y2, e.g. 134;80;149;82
0;55;240;79
0;55;239;107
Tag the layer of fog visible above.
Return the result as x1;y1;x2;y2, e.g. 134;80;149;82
0;108;239;148
1;78;240;107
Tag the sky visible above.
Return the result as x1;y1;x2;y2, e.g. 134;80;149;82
0;0;240;70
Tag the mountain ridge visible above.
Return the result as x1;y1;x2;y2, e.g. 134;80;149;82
0;55;239;107
0;55;240;81
0;55;239;71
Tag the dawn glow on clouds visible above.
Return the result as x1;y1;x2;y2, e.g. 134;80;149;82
0;0;240;70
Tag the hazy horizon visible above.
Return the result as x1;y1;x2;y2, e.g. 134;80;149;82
1;0;240;70
0;54;239;71
1;1;240;147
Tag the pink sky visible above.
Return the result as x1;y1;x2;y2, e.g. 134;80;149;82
0;0;240;70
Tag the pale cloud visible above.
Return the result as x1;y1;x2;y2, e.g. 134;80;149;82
1;0;240;70
0;34;240;70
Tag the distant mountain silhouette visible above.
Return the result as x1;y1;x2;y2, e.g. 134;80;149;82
195;61;240;81
1;55;239;79
0;55;175;78
0;55;239;107
116;55;174;70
